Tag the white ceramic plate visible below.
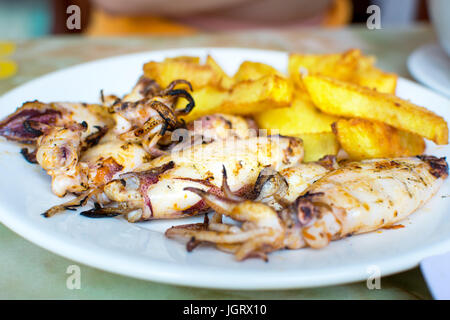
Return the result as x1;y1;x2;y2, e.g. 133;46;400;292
408;43;450;98
0;48;449;290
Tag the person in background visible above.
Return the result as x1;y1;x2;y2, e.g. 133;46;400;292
87;0;352;35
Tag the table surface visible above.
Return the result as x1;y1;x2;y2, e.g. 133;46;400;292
0;24;438;299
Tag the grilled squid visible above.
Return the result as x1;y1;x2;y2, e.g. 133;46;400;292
0;101;112;145
169;113;258;152
1;78;198;203
86;136;304;221
43;113;262;217
107;78;195;156
254;155;338;210
35;122;90;196
165;156;448;261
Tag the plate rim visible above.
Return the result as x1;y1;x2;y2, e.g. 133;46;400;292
1;47;450;290
407;43;450;98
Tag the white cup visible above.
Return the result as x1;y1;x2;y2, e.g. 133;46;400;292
428;0;450;57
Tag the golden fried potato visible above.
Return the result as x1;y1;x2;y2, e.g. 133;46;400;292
206;55;234;90
164;56;200;64
178;86;228;123
304;74;448;145
289;49;397;94
143;59;221;90
288;49;362;89
354;68;397;94
220;74;293;115
352;55;397;94
178;75;293;121
294;132;339;162
332;118;426;160
254;92;339;134
234;61;283;82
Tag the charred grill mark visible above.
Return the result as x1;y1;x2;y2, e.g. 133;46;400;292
23;120;44;136
187;236;200;252
80;207;121;218
374;160;402;171
20;148;38;164
112;98;121;106
120;102;133;111
293;192;325;226
317;155;338;170
168;89;195;115
417;155;449;179
83;125;108;150
138;77;162;97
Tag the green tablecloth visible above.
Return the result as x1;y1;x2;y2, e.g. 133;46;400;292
0;25;437;299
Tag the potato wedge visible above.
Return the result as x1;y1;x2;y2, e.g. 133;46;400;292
143;59;221;89
304;74;448;145
288;49;362;89
234;61;283;82
332;118;425;160
354;68;397;94
178;86;228;123
289;49;397;94
206;55;234;90
352;55;397;94
178;75;293;121
254;92;339;134
220;75;293;115
164;56;200;64
294;132;339;162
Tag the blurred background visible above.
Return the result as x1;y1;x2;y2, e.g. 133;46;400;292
0;0;431;39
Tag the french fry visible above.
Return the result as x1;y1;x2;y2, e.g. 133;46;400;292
304;74;448;145
294;132;339;162
234;61;283;82
206;55;234;90
164;56;200;64
143;59;221;90
178;75;293;121
352;55;397;94
254;92;339;134
288;49;362;89
178;86;228;123
220;75;293;115
354;68;397;94
289;49;397;94
332;118;426;160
